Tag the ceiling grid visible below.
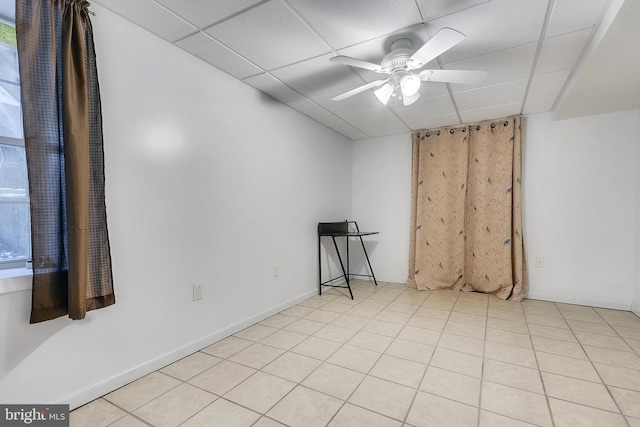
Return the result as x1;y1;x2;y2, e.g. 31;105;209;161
90;0;636;139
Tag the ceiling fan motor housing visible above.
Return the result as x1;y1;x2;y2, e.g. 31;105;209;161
381;38;415;72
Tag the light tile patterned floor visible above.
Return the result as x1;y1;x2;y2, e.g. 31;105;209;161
70;280;640;427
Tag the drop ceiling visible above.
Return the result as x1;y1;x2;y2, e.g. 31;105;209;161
91;0;639;140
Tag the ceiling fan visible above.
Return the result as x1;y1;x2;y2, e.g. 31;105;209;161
330;28;487;106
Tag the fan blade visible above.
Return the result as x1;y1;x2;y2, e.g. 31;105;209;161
407;28;465;69
330;55;385;73
419;69;488;84
403;91;421;106
331;79;389;101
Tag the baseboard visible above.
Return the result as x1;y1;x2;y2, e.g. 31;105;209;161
632;303;640;317
377;276;408;285
527;292;631;311
59;287;318;410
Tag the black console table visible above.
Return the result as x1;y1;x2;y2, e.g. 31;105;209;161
318;221;378;299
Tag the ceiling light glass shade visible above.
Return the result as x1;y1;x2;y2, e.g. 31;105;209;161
400;74;421;97
373;82;395;105
403;91;421;106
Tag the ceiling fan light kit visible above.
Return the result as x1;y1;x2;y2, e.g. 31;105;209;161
330;28;487;107
400;74;421;97
373;82;395;105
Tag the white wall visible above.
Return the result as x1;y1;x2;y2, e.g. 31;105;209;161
350;110;640;310
351;134;412;283
524;111;638;309
0;5;352;407
634;108;640;316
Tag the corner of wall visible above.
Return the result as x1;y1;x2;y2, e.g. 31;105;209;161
634;108;640;311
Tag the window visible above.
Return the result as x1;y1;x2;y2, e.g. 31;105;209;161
0;17;30;270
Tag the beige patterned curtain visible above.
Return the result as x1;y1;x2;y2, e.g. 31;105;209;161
408;117;527;301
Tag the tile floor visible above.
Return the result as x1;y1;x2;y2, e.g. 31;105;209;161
70;280;640;427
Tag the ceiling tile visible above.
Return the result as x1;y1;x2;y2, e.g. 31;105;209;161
154;0;264;28
418;0;492;19
546;0;609;37
426;0;548;63
415;82;452;99
523;96;555;115
316;116;368;139
337;24;431;62
311;87;385;115
403;113;461;130
286;98;333;119
447;43;537;91
287;0;422;50
364;125;413;138
175;32;262;79
341;129;370;140
270;54;365;97
554;0;640;119
340;108;410;135
535;29;591;76
205;0;330;71
390;94;457;120
242;73;303;103
92;0;196;42
453;80;527;111
528;70;570;100
459;102;522;124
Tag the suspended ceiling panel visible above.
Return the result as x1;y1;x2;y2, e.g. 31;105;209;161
91;0;638;140
153;0;265;29
94;0;196;42
554;0;640;119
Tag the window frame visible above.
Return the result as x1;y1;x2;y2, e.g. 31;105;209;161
0;137;30;270
0;16;31;271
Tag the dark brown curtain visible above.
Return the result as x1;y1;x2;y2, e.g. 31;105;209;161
16;0;114;323
408;117;527;301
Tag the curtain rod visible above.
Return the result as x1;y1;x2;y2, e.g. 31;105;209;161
421;118;516;135
421;115;523;134
423;123;507;136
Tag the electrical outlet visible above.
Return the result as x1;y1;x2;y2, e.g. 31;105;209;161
535;257;545;268
193;284;203;301
272;264;279;278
